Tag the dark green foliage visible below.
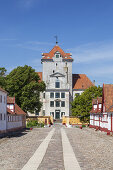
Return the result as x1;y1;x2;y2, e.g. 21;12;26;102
5;65;46;112
71;86;102;122
26;120;38;128
0;67;7;88
26;120;44;128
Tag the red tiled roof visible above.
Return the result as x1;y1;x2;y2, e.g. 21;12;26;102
7;96;26;115
37;72;42;82
15;103;26;115
104;84;113;112
0;87;7;93
7;104;26;115
72;74;94;90
42;45;73;60
7;96;15;104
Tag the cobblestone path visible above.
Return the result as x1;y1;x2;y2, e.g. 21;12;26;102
0;128;52;170
38;124;64;170
1;125;113;170
65;127;113;170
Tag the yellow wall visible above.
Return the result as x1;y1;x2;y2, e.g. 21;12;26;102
62;116;82;125
26;116;53;125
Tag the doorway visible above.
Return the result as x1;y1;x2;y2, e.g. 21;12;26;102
55;110;60;119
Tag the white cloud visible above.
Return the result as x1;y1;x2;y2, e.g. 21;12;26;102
88;65;113;77
69;41;113;64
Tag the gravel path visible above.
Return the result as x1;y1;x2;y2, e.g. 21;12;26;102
65;127;113;170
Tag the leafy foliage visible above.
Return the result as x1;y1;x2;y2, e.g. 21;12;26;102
71;86;103;122
0;67;7;88
26;120;44;128
5;65;45;112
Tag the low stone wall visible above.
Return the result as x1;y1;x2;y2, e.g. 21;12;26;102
62;116;82;125
26;115;53;125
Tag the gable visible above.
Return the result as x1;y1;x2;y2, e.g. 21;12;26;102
42;45;73;60
50;72;65;78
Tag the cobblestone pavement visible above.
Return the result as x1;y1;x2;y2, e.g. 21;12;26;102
65;127;113;170
38;124;64;170
1;125;113;170
0;128;52;170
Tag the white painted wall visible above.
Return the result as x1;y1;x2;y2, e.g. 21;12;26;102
0;90;7;132
73;90;84;99
41;53;73;118
7;115;23;130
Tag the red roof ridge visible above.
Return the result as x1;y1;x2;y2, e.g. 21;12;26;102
42;45;73;60
15;103;26;115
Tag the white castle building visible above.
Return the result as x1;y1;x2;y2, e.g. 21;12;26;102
38;44;93;119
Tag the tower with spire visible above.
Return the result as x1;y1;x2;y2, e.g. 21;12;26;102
40;44;73;119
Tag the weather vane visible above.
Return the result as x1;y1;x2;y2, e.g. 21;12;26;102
54;35;58;45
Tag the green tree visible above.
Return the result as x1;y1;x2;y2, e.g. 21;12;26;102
0;67;7;88
71;86;102;122
5;65;45;113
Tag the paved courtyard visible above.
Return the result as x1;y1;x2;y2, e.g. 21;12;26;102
1;124;113;170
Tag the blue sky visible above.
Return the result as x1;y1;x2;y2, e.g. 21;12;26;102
0;0;113;86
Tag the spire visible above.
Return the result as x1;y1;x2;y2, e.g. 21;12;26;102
54;35;58;45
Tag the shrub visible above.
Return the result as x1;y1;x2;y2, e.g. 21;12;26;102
26;120;38;128
82;124;86;128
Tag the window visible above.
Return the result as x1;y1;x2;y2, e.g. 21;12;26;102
4;114;5;120
55;82;60;88
61;112;65;117
50;101;54;107
61;101;65;107
0;114;2;120
61;93;65;98
94;105;97;110
50;112;54;117
55;93;60;98
50;92;54;98
4;96;6;103
56;101;60;107
43;93;45;99
0;95;2;103
56;54;59;58
43;110;45;116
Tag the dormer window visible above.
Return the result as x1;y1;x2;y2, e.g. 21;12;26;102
56;54;59;58
94;104;97;110
55;51;60;59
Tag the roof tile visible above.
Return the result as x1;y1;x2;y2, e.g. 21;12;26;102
72;74;94;90
42;45;73;60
